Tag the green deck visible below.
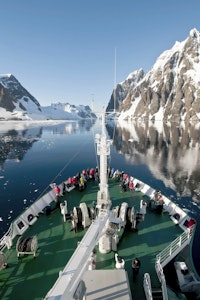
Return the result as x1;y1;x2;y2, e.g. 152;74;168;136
0;178;182;300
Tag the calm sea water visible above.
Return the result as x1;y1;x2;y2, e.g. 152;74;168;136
0;119;200;274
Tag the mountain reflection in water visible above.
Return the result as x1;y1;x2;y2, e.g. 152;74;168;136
0;119;199;275
107;120;200;201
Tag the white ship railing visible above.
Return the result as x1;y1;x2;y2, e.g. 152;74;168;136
143;273;153;300
143;263;168;300
143;228;194;300
151;224;195;300
0;182;61;251
0;225;13;251
156;226;194;268
155;261;168;300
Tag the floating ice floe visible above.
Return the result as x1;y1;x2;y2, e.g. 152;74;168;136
183;208;192;214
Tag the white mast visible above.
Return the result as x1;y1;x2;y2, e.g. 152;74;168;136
114;47;117;113
91;93;94;112
96;109;112;207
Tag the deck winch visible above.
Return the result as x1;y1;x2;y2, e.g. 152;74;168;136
16;236;38;258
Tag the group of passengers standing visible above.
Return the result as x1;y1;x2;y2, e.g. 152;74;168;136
54;167;99;198
111;169;135;192
53;166;138;209
148;190;165;214
55;167;135;198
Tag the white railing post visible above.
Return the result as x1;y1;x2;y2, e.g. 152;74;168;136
179;235;182;246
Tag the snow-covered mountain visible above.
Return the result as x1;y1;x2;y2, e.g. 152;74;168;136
107;28;200;122
106;69;144;112
42;103;96;120
0;74;96;120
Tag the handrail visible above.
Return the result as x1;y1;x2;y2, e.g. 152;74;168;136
0;185;56;250
143;273;153;300
0;224;13;251
156;226;194;267
153;224;196;300
155;261;168;300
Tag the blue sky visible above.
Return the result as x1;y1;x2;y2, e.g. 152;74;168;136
0;0;200;111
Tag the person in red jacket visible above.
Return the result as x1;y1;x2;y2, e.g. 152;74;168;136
129;180;134;191
54;185;61;209
54;185;60;196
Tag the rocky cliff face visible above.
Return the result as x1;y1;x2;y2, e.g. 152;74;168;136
0;74;41;111
107;28;200;122
0;75;96;120
106;69;144;112
0;74;43;120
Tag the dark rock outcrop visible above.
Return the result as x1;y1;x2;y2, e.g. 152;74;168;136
107;28;200;122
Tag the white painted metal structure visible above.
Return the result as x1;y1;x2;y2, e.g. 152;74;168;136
96;111;112;208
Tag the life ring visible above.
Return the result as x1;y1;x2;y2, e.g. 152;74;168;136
27;214;34;223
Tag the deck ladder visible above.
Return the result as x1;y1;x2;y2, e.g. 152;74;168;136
144;270;165;300
155;261;168;300
143;273;153;300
